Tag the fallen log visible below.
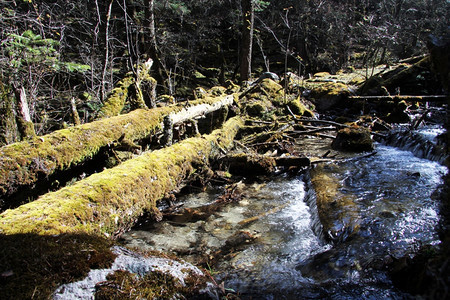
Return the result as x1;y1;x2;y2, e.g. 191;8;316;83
310;165;361;243
349;95;447;102
274;156;311;168
0;95;235;208
0;117;243;237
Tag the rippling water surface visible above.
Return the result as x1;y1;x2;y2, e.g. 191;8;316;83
122;132;447;299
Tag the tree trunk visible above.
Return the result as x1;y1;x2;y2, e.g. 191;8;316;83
144;0;166;86
14;85;35;140
0;83;20;146
100;0;114;103
240;0;254;82
0;117;243;237
0;95;235;205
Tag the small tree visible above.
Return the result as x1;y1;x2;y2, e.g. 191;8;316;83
1;30;89;139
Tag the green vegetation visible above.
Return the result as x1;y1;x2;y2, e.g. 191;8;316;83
0;96;231;205
0;233;115;299
0;116;243;236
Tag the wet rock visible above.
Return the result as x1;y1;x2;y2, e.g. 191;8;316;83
332;127;374;152
223;230;257;251
383;100;411;123
388;246;438;295
310;165;361;243
307;81;352;111
224;153;277;177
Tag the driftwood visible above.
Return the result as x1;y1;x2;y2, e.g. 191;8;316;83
0;95;235;206
0;117;243;237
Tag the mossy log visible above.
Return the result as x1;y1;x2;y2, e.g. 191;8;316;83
0;95;235;206
0;117;243;237
97;59;156;118
310;164;360;243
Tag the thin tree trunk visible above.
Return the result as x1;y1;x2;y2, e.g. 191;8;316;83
144;0;166;85
100;0;114;103
240;0;254;82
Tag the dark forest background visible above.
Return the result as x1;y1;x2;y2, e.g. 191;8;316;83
0;0;448;138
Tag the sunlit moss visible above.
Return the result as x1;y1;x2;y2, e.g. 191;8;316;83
0;117;243;236
310;164;360;242
97;76;134;118
0;96;233;206
287;97;315;117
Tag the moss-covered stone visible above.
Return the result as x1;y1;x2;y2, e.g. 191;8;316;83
287;97;315;117
0;233;115;299
310;164;360;243
306;81;351;111
224;152;277;177
0;117;243;236
246;101;268;117
331;126;374;152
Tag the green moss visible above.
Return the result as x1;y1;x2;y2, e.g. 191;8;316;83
287;98;315;117
208;86;227;96
0;116;243;237
0;96;231;206
0;233;115;300
246;102;267;117
98;76;134;118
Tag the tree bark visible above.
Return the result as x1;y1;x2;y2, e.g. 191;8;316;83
0;95;235;205
240;0;254;82
144;0;166;86
100;0;114;103
14;85;36;140
0;84;20;146
0;117;243;237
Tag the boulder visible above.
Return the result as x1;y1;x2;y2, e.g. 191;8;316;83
332;127;374;152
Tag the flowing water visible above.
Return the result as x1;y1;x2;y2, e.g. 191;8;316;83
120;127;447;299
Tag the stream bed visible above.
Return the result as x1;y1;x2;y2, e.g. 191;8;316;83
120;128;447;299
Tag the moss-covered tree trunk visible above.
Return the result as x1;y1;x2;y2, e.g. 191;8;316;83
0;116;243;237
0;82;20;146
0;95;235;206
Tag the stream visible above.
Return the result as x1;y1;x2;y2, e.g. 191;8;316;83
120;126;447;299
